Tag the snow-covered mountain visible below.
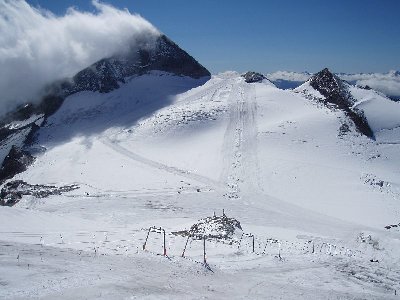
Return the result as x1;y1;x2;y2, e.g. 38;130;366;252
1;40;400;298
0;34;210;183
56;34;210;96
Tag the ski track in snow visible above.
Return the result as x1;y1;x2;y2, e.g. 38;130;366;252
101;137;226;193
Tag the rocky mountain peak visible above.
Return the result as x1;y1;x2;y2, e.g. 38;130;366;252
146;35;211;79
309;68;348;103
308;68;374;138
58;34;211;96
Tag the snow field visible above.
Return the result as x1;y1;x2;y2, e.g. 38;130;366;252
1;72;400;298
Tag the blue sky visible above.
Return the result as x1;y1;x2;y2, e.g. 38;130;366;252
26;0;400;74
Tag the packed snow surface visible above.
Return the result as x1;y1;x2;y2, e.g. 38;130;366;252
1;72;400;299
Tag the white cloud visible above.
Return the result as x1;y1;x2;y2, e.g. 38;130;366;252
340;72;400;98
267;71;311;82
0;0;160;116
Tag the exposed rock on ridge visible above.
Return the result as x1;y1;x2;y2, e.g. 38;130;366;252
58;35;211;96
309;68;374;138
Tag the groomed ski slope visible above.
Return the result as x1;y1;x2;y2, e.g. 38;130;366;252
1;71;400;299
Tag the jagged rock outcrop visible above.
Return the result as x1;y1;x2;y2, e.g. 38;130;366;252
0;114;44;169
309;68;374;138
0;146;35;184
309;68;352;107
242;71;267;83
0;180;79;206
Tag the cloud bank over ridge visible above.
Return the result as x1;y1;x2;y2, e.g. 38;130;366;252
339;71;400;98
0;0;160;116
268;70;400;98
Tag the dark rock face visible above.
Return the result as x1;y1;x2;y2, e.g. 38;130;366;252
0;180;79;206
309;68;352;107
385;222;400;230
2;96;64;126
0;115;43;172
0;104;35;127
0;146;35;184
0;96;60;167
145;35;211;79
242;71;267;83
58;35;211;96
309;68;374;138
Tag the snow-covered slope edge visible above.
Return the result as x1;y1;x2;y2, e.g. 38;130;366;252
349;86;400;143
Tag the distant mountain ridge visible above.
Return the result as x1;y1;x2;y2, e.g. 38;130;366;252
268;70;400;100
